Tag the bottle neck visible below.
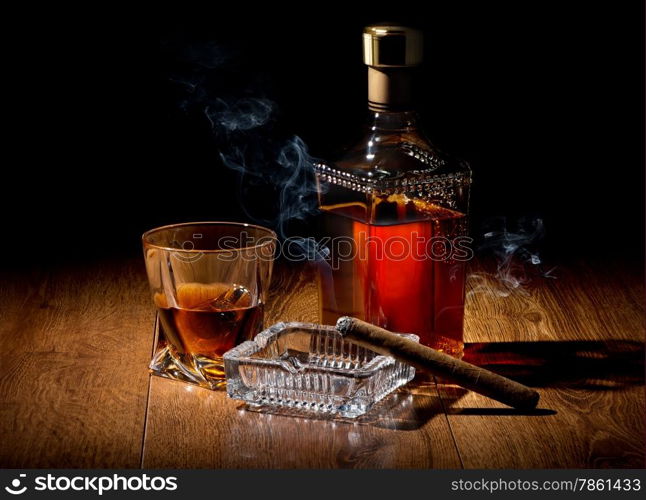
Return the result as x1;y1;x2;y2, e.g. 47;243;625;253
367;66;415;112
368;109;419;132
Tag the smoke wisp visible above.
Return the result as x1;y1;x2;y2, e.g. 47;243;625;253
468;216;556;298
164;40;322;242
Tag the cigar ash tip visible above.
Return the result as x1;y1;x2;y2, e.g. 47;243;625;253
335;316;353;334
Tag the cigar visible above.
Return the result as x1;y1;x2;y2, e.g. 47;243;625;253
336;317;540;410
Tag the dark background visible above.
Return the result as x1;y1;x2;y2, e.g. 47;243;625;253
5;2;644;266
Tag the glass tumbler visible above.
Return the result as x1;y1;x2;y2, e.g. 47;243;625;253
142;222;276;389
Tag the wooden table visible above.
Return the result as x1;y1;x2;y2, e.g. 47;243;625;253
1;258;644;468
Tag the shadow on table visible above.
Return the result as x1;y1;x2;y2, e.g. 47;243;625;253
428;339;644;417
447;407;556;416
462;339;645;390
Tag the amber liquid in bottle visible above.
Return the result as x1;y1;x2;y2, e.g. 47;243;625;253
319;196;467;357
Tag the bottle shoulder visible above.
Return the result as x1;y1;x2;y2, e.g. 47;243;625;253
323;129;471;185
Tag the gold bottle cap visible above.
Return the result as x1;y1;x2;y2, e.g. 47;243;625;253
363;24;423;68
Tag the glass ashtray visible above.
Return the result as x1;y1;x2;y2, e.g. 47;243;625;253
224;322;417;418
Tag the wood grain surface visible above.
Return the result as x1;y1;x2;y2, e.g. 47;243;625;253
444;260;646;468
0;258;644;468
0;260;154;467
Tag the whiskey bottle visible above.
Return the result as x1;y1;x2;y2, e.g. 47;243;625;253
315;24;472;357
